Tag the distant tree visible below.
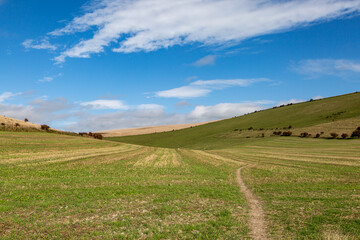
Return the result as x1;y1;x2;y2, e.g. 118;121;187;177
300;132;309;138
330;133;338;139
248;127;253;130
282;131;292;136
93;133;103;140
351;129;360;138
341;133;349;139
41;124;50;131
24;118;29;123
314;133;321;138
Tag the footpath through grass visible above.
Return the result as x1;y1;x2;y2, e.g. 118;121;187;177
211;137;360;239
0;132;248;239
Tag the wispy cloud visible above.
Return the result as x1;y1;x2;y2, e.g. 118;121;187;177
38;73;62;83
81;99;129;110
23;38;57;51
44;0;360;63
175;100;192;108
293;59;360;77
192;55;217;67
156;78;269;98
0;92;22;103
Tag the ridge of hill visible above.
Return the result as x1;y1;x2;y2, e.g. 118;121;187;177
108;92;360;149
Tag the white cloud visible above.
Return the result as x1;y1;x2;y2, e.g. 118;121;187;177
277;99;305;106
0;92;22;103
188;103;263;121
312;95;323;100
156;86;211;98
65;101;266;132
23;38;57;51
192;55;217;67
156;78;268;98
49;0;360;63
38;77;54;83
0;97;73;124
38;73;62;83
137;104;164;110
175;100;192;108
81;99;129;110
294;59;360;77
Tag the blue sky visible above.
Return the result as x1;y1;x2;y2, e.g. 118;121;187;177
1;0;360;132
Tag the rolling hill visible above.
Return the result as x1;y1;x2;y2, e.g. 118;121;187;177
108;92;360;149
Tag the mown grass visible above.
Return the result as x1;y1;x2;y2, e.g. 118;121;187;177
109;92;360;149
0;132;248;239
211;137;360;239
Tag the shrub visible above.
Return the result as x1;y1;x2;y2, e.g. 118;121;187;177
24;118;29;122
88;132;93;137
273;131;282;136
282;131;292;136
351;130;360;138
248;127;253;130
261;133;265;138
288;125;292;129
300;132;309;137
41;124;50;131
15;123;20;127
93;133;103;140
315;133;321;138
79;132;88;137
341;133;349;139
330;133;338;139
1;123;5;126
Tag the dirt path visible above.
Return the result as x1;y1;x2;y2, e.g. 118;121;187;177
237;166;268;240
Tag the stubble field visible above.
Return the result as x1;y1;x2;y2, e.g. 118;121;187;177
1;131;359;239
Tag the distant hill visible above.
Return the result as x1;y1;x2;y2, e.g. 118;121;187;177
97;121;218;137
0;115;76;136
0;115;42;131
108;92;360;149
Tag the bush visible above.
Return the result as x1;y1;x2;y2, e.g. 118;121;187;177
41;124;50;131
330;133;338;139
15;123;20;127
24;118;29;122
273;131;282;136
351;130;360;138
248;127;253;130
300;132;309;137
282;131;292;136
315;133;321;138
1;123;5;126
341;133;349;139
93;133;103;140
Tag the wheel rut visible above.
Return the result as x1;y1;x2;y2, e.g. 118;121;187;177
237;166;268;240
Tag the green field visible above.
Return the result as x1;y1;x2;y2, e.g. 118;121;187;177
1;92;360;239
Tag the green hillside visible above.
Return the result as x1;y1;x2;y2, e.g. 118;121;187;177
108;92;360;149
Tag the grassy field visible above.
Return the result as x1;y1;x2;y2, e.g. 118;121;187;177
1;131;359;239
0;132;249;239
211;137;360;239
